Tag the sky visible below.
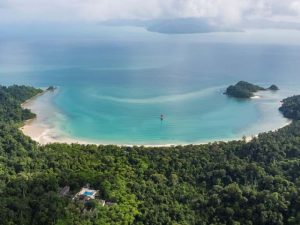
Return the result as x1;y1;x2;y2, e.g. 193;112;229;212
1;0;300;27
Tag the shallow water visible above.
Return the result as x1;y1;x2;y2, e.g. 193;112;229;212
1;25;299;144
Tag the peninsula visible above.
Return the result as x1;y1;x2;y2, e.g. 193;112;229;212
279;95;300;120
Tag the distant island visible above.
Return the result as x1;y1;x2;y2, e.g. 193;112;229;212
100;18;240;34
225;81;279;98
268;84;280;91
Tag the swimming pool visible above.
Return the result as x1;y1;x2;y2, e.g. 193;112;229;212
83;191;94;196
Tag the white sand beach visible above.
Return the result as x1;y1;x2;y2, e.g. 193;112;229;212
251;95;261;99
20;88;291;147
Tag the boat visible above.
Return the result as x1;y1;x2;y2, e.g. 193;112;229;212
160;114;164;121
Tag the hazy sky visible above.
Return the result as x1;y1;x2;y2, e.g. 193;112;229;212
1;0;300;25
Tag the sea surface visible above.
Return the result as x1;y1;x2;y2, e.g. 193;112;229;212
0;24;300;145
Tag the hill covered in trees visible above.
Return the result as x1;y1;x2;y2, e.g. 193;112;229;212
1;85;300;225
280;95;300;120
225;81;279;98
0;85;43;124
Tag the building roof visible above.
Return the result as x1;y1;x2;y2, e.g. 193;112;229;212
59;186;70;197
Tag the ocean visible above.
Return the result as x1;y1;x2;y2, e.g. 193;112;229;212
1;25;299;145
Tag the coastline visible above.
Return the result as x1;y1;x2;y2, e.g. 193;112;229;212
21;88;49;107
20;119;291;147
20;89;291;147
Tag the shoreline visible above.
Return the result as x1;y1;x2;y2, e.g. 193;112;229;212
20;120;291;147
20;89;291;147
21;88;49;107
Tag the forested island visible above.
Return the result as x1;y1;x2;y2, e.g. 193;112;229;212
225;81;279;98
1;85;300;225
47;86;57;91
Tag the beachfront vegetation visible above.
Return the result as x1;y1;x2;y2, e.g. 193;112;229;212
0;85;43;123
1;85;300;225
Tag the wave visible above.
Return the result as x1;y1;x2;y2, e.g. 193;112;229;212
91;86;224;104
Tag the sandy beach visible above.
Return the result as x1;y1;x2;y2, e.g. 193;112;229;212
251;95;261;99
20;89;217;146
20;93;174;146
20;118;290;146
19;88;80;145
20;90;290;147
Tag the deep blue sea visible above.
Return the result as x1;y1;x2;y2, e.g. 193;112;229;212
0;25;299;144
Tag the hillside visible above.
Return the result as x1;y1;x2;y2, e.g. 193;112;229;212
1;85;300;225
280;95;300;120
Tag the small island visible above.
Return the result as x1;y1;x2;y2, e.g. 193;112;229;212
225;81;279;98
268;84;279;91
47;86;57;91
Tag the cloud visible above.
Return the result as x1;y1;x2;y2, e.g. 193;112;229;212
1;0;300;26
290;1;300;15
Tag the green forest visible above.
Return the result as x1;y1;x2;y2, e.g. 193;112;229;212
1;85;300;225
280;95;300;120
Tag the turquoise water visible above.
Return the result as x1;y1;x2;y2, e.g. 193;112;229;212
0;25;299;144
